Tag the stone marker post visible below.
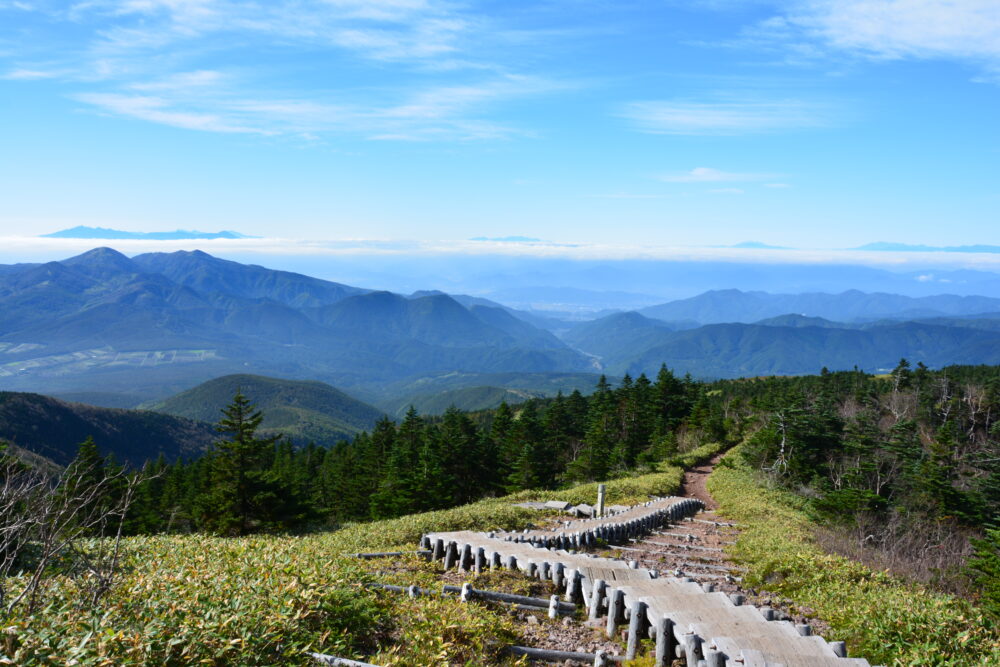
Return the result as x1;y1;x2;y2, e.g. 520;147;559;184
597;483;606;518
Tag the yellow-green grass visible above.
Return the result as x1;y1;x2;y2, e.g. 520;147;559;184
2;466;684;665
707;447;1000;666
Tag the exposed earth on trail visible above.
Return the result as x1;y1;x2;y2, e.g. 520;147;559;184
430;451;830;663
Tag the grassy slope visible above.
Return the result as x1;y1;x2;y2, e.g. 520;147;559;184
707;447;1000;666
3;467;684;665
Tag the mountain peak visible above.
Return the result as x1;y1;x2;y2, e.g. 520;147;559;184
62;247;136;275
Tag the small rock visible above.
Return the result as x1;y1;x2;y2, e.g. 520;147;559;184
527;615;539;625
562;616;573;626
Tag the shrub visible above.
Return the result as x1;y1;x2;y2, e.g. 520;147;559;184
708;447;1000;666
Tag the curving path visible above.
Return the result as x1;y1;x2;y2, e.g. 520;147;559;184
423;480;871;666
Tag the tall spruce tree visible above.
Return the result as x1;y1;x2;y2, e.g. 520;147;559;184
200;391;281;536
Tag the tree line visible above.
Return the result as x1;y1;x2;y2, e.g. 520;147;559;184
113;367;706;535
10;361;1000;612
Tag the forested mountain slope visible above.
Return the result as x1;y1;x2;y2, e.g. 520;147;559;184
0;391;214;466
564;312;1000;377
144;374;384;446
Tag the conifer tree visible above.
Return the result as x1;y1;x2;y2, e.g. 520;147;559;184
200;391;281;535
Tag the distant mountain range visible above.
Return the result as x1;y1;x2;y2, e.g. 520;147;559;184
854;242;1000;253
4;248;1000;404
638;289;1000;324
564;309;1000;378
41;226;256;240
143;374;384;446
728;241;789;249
0;248;596;404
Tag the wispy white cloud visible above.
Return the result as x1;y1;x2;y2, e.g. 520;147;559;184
73;73;556;140
75;92;265;133
786;0;1000;64
727;1;1000;81
621;97;831;135
4;0;575;140
1;68;58;79
586;193;670;199
658;167;771;183
128;69;223;91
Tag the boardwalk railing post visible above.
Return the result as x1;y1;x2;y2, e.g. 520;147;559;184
459;543;472;571
548;595;559;619
588;579;606;621
683;634;702;666
553;562;565;590
704;648;725;666
830;641;847;657
626;600;648;659
565;568;580;603
653;615;674;667
460;582;472;603
444;542;457;569
474;546;486;574
605;588;625;638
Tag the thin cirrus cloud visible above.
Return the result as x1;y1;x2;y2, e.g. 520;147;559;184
787;0;1000;63
3;0;568;139
746;1;1000;81
73;73;556;139
657;167;771;183
621;97;831;135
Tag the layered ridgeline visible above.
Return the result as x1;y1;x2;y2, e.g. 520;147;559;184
638;288;1000;323
0;248;596;405
143;374;384;446
4;248;1000;405
565;308;1000;378
0;391;215;466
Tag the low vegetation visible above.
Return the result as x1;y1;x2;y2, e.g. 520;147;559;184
1;458;685;664
708;446;1000;665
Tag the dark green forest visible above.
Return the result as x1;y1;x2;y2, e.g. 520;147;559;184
42;362;1000;609
121;367;704;535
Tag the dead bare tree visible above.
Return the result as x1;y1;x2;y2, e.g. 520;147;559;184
0;449;150;617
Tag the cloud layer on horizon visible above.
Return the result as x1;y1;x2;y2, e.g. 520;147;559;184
4;235;1000;271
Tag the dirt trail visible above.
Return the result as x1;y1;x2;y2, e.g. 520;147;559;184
440;452;824;663
680;451;726;510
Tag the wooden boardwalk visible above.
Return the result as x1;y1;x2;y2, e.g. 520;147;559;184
423;497;870;667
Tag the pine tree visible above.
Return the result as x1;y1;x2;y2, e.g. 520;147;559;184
200;391;282;536
567;376;615;481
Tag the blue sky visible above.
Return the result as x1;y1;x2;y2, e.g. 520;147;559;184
1;0;998;258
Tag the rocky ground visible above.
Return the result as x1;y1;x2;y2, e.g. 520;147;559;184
435;452;828;664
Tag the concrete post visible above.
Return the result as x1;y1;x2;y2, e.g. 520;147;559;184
548;595;559;619
588;579;606;621
605;588;625;638
653;616;674;667
626;601;648;659
597;483;606;518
